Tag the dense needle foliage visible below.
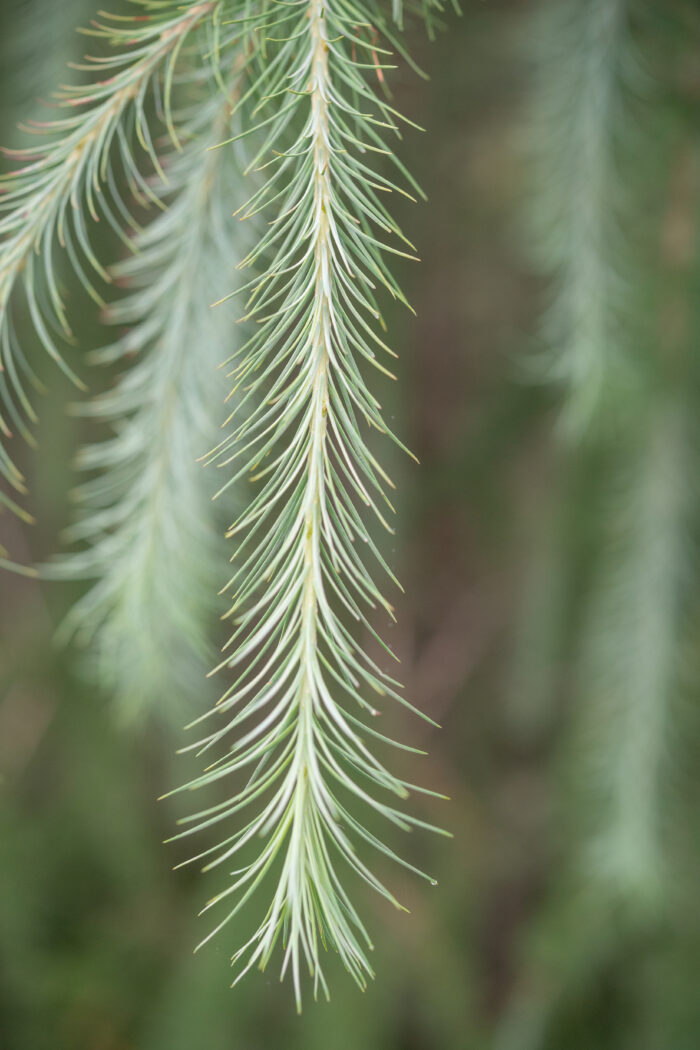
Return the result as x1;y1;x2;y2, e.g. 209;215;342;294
0;0;452;1005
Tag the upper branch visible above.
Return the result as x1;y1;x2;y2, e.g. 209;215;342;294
0;0;222;514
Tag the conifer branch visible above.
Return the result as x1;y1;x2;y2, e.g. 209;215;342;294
0;0;222;522
0;0;448;1003
51;89;246;727
568;400;688;906
528;0;643;435
167;0;446;1005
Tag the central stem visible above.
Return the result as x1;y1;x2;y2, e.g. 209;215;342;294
299;0;332;746
268;0;334;999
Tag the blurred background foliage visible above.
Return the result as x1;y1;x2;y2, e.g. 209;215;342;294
1;0;700;1047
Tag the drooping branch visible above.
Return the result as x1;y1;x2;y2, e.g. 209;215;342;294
51;88;246;727
0;0;222;524
168;0;447;1006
